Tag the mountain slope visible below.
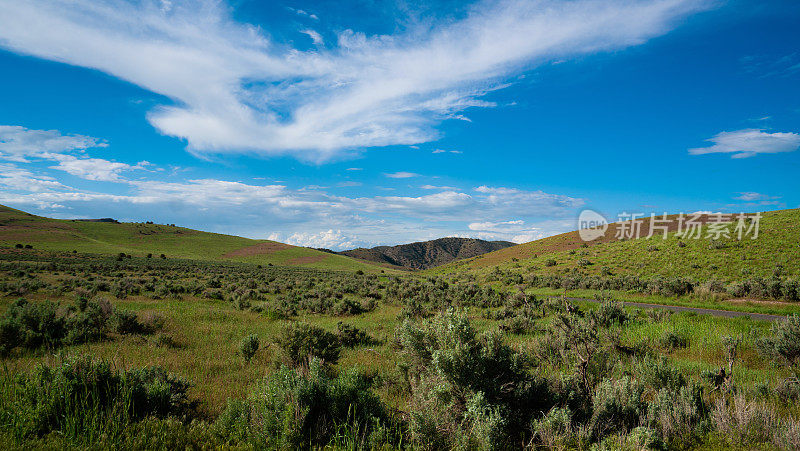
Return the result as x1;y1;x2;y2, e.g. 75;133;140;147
339;237;516;270
431;209;800;282
0;204;397;272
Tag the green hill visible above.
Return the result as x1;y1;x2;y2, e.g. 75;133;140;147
432;209;800;283
0;204;399;272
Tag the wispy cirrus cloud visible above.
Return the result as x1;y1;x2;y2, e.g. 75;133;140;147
385;172;420;179
689;129;800;159
734;192;779;202
0;0;710;162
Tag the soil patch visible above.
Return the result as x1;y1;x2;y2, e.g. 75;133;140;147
223;241;291;258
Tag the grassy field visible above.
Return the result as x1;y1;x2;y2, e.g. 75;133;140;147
1;250;800;449
2;206;800;449
0;204;401;273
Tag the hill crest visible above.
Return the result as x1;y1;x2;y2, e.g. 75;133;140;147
338;237;516;270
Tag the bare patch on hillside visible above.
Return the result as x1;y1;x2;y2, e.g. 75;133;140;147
223;241;291;257
287;255;326;265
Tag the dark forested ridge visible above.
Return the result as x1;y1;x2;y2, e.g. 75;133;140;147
338;237;515;269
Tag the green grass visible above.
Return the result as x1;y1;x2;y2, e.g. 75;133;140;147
0;204;398;273
2;254;799;449
432;208;800;282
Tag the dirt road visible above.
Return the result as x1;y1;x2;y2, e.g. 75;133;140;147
565;297;787;322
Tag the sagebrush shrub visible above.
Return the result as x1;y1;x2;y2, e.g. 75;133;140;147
647;384;707;445
531;407;576;449
0;355;191;441
214;359;392;449
114;310;144;335
593;300;628;328
660;330;689;350
336;322;374;348
590;376;646;438
275;322;341;365
239;334;259;364
398;309;553;449
0;299;66;354
333;298;365;315
759;314;800;373
711;394;779;446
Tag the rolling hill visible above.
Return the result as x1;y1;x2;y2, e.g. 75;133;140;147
0;204;399;272
338;237;516;269
432;209;800;282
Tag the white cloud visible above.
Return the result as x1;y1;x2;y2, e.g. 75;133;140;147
282;229;365;249
300;29;324;46
689;129;800;158
468;219;524;231
0;0;710;161
47;153;147;181
385;171;419;178
734;192;779;201
0;125;147;182
421;184;458;190
346;167;362;171
473;185;584;214
0;163;67;192
0;125;106;162
467;219;542;243
432;149;446;153
0;169;584;249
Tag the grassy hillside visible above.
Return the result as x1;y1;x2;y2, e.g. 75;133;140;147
433;209;800;282
0;205;397;272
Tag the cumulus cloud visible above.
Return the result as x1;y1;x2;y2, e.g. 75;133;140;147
0;0;709;161
282;230;365;249
0;125;146;182
689;129;800;158
466;219;544;243
47;154;148;181
0;125;106;162
0;164;584;249
0;163;67;192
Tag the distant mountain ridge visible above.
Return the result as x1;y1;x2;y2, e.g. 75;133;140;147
337;237;516;270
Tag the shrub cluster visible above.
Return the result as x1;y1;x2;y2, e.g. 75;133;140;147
0;298;159;356
0;355;191;443
214;359;400;449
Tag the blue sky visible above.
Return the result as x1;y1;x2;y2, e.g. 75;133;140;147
0;0;798;250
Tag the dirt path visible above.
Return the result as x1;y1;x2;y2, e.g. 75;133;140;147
565;297;787;322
